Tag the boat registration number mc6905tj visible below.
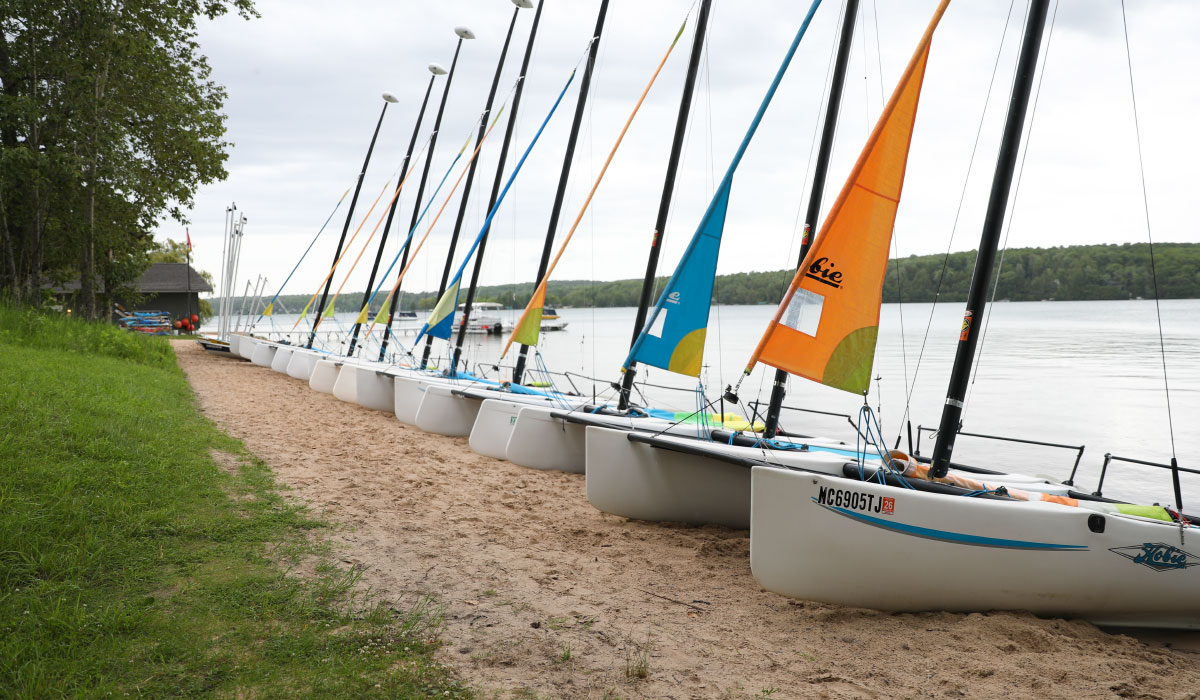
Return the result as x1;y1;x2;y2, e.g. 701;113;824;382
816;486;894;515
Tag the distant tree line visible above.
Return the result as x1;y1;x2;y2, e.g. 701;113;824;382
220;243;1200;315
0;0;257;318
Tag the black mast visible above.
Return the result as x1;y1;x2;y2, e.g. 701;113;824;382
450;0;545;375
377;41;473;360
347;64;444;357
762;0;860;437
930;0;1051;478
307;91;397;349
511;0;611;385
421;3;527;369
616;0;714;410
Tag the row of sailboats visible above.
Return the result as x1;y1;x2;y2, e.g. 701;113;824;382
217;0;1197;629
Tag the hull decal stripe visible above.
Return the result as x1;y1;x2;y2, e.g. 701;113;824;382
814;499;1089;551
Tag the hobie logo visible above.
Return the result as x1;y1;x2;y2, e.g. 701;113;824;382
805;257;843;288
1110;543;1200;572
667;291;681;305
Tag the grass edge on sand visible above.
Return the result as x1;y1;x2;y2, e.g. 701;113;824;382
0;305;470;699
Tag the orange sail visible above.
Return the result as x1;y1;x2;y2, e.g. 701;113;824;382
745;0;949;395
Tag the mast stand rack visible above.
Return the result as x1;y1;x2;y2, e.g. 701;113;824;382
1094;453;1199;499
913;424;1085;482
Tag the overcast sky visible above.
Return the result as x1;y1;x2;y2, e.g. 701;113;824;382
165;0;1200;300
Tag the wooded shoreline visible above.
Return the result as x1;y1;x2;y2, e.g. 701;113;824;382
230;242;1200;314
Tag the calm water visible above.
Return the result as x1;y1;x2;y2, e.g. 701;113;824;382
212;299;1199;506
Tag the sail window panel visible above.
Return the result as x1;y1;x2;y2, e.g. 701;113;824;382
782;288;825;337
647;310;667;338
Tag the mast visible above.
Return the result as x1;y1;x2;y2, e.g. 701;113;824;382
511;0;610;385
450;0;544;375
307;91;399;349
347;63;446;357
930;0;1051;478
615;0;713;410
421;2;528;369
762;0;860;437
376;40;473;360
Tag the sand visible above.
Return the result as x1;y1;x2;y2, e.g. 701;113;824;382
174;340;1200;699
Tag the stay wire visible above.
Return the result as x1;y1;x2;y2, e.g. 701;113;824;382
966;0;1059;412
893;0;1020;442
784;0;843;294
1120;0;1177;461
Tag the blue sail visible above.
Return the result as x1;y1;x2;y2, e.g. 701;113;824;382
622;0;825;378
625;182;730;376
414;65;578;347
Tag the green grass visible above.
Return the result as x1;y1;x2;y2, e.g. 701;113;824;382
0;305;469;698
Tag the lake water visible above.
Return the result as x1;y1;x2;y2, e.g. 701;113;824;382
211;298;1199;507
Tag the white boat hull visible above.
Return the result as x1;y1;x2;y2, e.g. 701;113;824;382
270;345;294;373
287;349;322;381
469;399;531;460
414;384;485;436
354;366;395;413
331;361;359;404
250;340;278;367
236;335;259;360
749;467;1200;629
506;408;720;474
585;426;755;528
227;334;244;358
309;359;341;393
394;375;437;425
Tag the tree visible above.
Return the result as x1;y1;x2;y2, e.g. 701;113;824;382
0;0;257;317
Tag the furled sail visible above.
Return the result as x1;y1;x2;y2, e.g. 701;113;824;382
621;0;825;378
745;0;949;395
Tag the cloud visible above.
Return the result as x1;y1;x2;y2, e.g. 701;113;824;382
166;0;1200;300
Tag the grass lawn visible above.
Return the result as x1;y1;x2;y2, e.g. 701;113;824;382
0;305;470;699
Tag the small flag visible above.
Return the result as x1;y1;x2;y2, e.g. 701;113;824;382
372;297;391;326
354;304;369;325
300;300;312;318
262;302;274;317
323;301;335;319
186;229;192;251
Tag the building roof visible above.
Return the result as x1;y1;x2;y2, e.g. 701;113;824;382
140;263;212;293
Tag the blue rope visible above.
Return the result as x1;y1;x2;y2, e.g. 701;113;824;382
855;404;916;489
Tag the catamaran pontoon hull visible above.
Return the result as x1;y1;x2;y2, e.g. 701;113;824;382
286;348;322;381
585;425;760;529
505;406;710;473
469;399;531;460
270;345;294;373
250;340;278;368
309;359;341;393
235;335;259;360
349;364;396;413
749;467;1200;630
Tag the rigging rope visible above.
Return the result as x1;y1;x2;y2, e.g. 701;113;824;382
892;0;1019;444
966;0;1060;412
1119;0;1181;533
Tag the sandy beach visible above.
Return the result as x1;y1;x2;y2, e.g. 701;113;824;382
174;340;1200;699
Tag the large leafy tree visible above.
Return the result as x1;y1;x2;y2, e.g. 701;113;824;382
0;0;256;317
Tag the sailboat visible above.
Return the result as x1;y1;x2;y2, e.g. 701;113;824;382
746;0;1200;629
406;3;703;441
494;0;839;474
391;19;599;432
